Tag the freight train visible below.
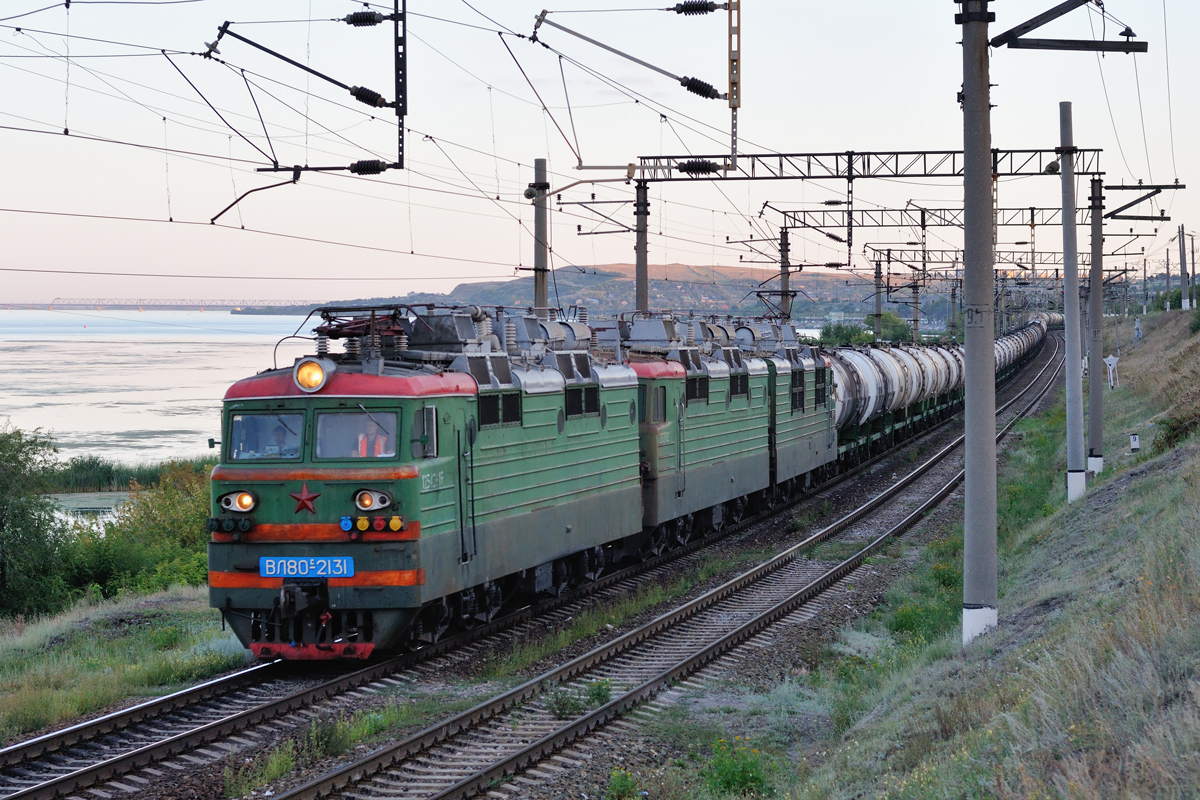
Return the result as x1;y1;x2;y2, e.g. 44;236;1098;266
207;305;1058;659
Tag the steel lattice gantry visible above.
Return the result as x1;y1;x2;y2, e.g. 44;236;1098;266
635;148;1102;182
779;206;1093;230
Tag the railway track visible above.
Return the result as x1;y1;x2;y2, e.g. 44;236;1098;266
0;336;1061;800
264;334;1065;800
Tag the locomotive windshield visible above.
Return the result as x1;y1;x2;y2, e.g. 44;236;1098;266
228;413;303;461
316;411;398;459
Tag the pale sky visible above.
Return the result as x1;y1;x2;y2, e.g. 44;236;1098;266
1;0;1195;304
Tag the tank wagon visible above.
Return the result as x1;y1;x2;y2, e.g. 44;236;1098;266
207;305;1055;659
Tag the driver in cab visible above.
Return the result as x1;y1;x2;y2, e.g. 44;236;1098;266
356;418;395;458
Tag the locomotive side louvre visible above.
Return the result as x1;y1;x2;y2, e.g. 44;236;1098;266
431;360;643;599
768;354;837;487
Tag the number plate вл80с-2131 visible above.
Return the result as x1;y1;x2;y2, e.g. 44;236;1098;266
259;557;355;578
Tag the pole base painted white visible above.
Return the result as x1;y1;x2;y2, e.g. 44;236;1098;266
1067;470;1087;503
1088;455;1104;475
963;606;998;644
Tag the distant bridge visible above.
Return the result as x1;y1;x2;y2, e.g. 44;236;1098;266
5;298;317;311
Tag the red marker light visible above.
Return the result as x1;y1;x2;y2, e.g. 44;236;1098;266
373;516;386;531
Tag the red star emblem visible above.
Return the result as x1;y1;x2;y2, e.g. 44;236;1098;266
290;482;320;514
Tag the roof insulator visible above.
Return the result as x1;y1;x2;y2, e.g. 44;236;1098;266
350;86;388;108
678;159;720;176
350;160;388;175
673;1;717;14
679;76;720;99
343;11;385;26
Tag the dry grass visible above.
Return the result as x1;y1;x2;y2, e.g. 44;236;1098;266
0;587;248;745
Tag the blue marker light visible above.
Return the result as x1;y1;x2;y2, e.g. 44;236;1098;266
340;516;353;532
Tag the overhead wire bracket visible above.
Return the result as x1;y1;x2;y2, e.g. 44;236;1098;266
1103;182;1186;221
205;0;407;173
989;0;1147;52
211;166;301;224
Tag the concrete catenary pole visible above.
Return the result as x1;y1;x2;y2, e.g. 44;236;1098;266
780;228;792;320
532;158;549;310
874;259;883;342
915;209;925;343
1181;225;1190;311
635;180;650;312
1088;178;1104;475
1060;103;1086;503
950;279;958;342
1191;234;1196;309
1143;254;1148;315
959;0;998;644
1165;248;1171;311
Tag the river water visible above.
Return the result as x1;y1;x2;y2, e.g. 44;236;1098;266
0;309;311;463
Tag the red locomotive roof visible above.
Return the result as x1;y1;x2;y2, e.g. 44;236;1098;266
628;360;687;380
224;370;478;400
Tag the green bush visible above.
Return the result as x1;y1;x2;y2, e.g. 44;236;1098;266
1189;310;1200;335
64;463;212;597
585;678;613;706
819;322;873;346
0;423;72;616
702;737;771;796
606;768;639;799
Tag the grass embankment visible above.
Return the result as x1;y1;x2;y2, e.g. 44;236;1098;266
0;587;248;746
617;310;1200;798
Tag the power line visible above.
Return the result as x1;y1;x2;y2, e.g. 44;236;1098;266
1087;11;1135;180
1160;0;1178;178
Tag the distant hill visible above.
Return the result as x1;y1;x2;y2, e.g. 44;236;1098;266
235;263;938;327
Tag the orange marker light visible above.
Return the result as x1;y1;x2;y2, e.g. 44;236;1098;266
295;360;325;390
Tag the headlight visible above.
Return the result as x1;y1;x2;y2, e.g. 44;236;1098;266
220;491;257;513
354;489;391;511
294;357;335;393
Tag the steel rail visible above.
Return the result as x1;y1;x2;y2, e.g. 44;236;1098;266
276;334;1064;800
0;661;282;768
2;336;1055;800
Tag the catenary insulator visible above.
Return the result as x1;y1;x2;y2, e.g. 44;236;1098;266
350;160;387;175
678;159;720;176
679;76;720;99
673;1;717;15
350;86;388;107
505;318;518;354
344;11;385;26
